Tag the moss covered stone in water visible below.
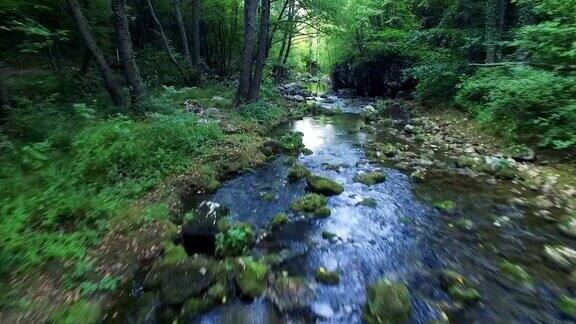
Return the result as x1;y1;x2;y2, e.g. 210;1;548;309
439;269;481;304
498;260;533;285
160;241;188;266
306;175;344;196
302;148;313;155
434;200;456;214
270;213;289;229
215;222;255;257
558;295;576;319
233;257;269;298
315;206;331;218
322;231;337;240
49;300;102;324
291;193;328;213
315;267;340;285
362;279;412;324
207;283;228;304
278;131;305;153
353;171;387;186
260;191;276;201
181;297;214;318
287;164;311;182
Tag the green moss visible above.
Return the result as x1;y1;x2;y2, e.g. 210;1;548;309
270;213;289;229
456;156;475;168
315;267;340;285
160;241;188;266
498;261;533;285
278;131;305;153
181;297;213;317
260;191;276;201
207;283;228;304
454;218;475;231
434;200;456;213
353;171;387;186
359;198;377;207
306;175;344;196
558;295;576;319
439;270;467;287
362;279;412;324
234;257;269;298
288;164;311;182
322;231;337;240
49;300;102;324
302;148;313;155
291;193;328;213
315;206;332;218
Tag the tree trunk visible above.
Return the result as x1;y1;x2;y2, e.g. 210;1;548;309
145;0;191;85
248;0;271;101
0;61;8;121
68;0;125;107
236;0;259;104
485;0;499;63
281;0;296;65
111;0;146;103
191;0;201;67
174;0;193;69
78;48;91;76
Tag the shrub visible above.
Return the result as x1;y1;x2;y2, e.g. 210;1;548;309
456;66;576;149
215;222;255;257
239;100;284;124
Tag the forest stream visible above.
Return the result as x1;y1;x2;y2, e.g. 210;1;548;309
107;88;575;323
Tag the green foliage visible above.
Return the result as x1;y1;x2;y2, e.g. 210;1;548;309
456;66;576;148
411;52;465;103
78;275;119;296
215;222;255;257
239;100;285;124
278;131;305;152
49;300;102;324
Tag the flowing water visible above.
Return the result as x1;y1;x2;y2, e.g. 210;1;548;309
112;92;576;323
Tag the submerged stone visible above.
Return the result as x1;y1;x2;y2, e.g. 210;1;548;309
498;260;533;285
322;231;337;240
267;275;313;312
234;257;269;298
454;218;475;231
362;279;412;324
353;171;387;186
359;198;377;207
270;213;289;229
288;164;311;182
291;193;328;213
315;267;340;285
306;175;344;196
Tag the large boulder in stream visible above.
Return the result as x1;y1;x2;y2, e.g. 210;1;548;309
306;175;344;196
267;275;313;312
233;257;269;298
362;279;412;324
181;201;229;255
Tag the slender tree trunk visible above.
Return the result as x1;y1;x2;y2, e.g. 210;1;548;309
0;61;8;121
78;48;91;76
191;0;201;67
174;0;193;69
485;0;499;63
236;0;259;103
68;0;125;107
248;0;271;101
112;0;146;103
282;28;294;64
281;0;296;65
145;0;191;84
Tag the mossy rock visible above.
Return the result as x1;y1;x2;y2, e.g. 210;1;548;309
207;283;228;304
315;206;331;218
302;148;314;155
288;164;311;182
559;212;576;239
498;260;533;285
260;191;276;201
491;159;518;180
270;213;289;229
315;267;340;285
359;198;377;207
306;175;344;196
234;257;269;298
447;286;481;303
558;295;576;319
160;241;188;266
454;218;475;231
291;193;328;213
321;231;337;240
49;300;102;324
362;279;412;324
215;222;256;257
439;270;467;287
354;171;387;186
278;131;305;153
434;200;456;214
267;275;313;312
456;156;475;168
181;297;214;318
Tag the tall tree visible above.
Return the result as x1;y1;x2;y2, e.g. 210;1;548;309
191;0;202;67
248;0;271;101
236;0;259;103
145;0;191;84
0;61;8;121
68;0;125;107
174;0;193;69
111;0;146;103
485;0;500;63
